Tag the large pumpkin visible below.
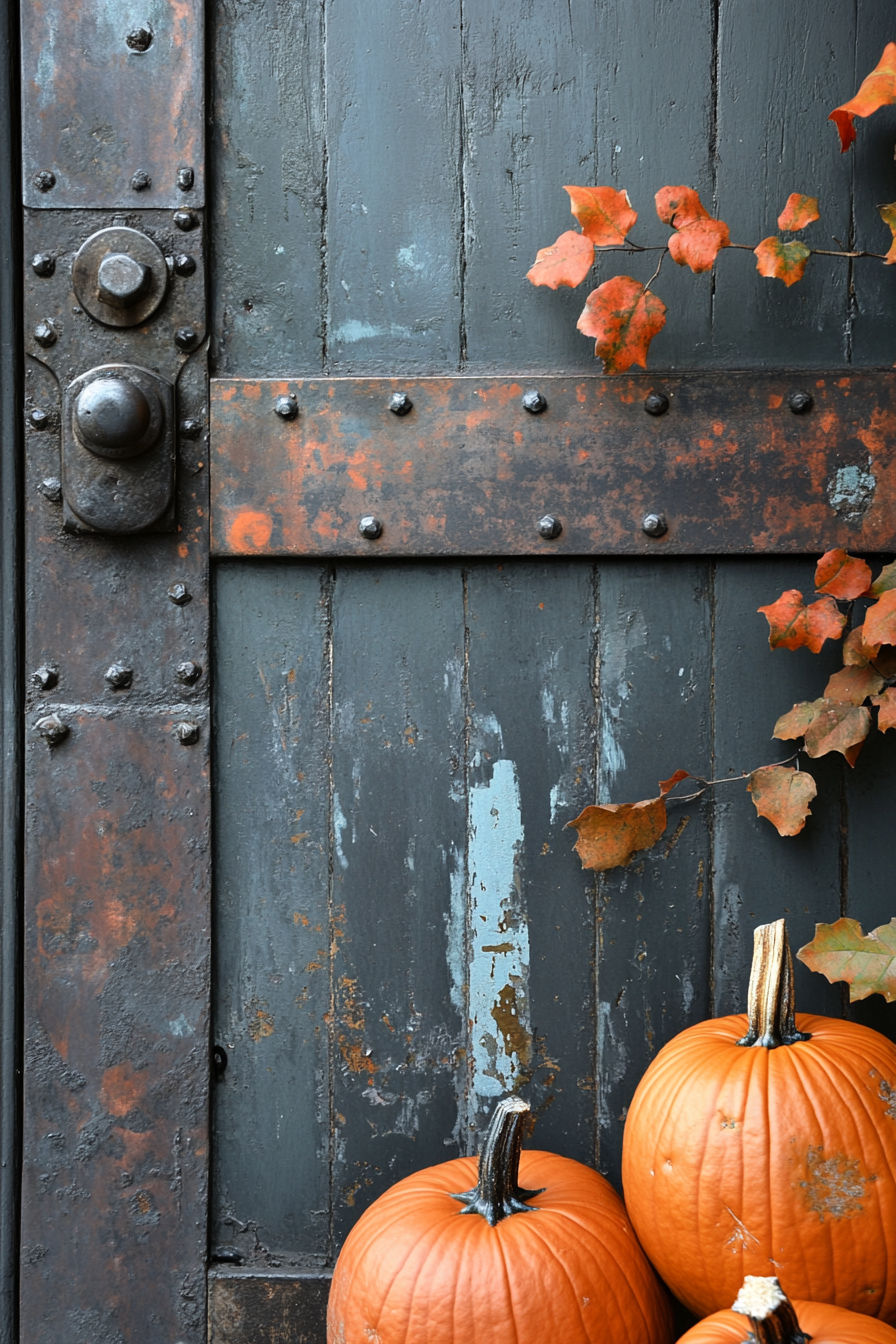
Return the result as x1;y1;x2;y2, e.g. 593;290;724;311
622;920;896;1321
678;1275;896;1344
328;1096;672;1344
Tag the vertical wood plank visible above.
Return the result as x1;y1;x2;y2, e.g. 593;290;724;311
210;0;326;377
711;559;844;1019
461;0;716;372
326;1;463;373
851;6;896;365
212;564;332;1264
463;563;597;1160
330;564;466;1242
595;560;713;1187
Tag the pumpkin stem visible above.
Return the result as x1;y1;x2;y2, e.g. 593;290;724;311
450;1096;544;1226
737;919;811;1049
731;1276;812;1344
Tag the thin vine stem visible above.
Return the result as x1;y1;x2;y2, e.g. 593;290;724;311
666;749;803;805
592;241;887;261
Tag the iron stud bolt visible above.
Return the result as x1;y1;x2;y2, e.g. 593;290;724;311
176;167;195;192
173;253;196;277
104;662;133;690
274;395;298;420
31;253;55;277
38;477;62;503
522;389;547;414
97;253;152;309
125;25;153;51
130;170;152;192
175;660;203;685
174;326;198;351
180;418;202;439
173;210;198;232
168;582;192;606
33;321;57;348
788;390;813;415
359;515;383;540
33;171;56;193
31;665;58;692
388;391;413;416
29;408;50;430
645;390;670;416
537;514;562;539
642;512;668;538
174;721;200;745
35;714;68;746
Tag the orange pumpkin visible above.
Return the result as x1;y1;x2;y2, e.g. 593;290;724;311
622;920;896;1321
328;1096;672;1344
677;1275;896;1344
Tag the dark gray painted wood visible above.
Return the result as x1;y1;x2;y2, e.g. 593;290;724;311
213;565;333;1265
595;561;713;1185
851;15;896;365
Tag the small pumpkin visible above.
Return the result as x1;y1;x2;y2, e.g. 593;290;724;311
677;1275;896;1344
622;919;896;1321
328;1095;672;1344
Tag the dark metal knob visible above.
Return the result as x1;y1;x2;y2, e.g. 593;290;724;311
522;390;547;414
274;395;298;420
645;391;669;416
389;392;413;416
537;515;562;539
788;390;813;415
642;512;668;538
74;378;158;459
359;516;383;540
104;662;133;689
97;253;152;310
34;714;68;746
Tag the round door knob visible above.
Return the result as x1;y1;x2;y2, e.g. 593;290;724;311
74;377;160;459
96;252;153;310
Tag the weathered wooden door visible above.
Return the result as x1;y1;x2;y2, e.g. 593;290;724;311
14;2;896;1341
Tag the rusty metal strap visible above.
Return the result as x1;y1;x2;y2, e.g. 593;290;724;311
210;373;896;557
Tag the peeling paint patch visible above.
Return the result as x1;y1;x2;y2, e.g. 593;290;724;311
168;1014;193;1038
444;843;466;1018
827;461;875;519
333;319;414;344
333;793;349;870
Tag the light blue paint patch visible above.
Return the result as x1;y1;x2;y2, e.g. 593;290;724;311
333;319;414;344
168;1014;194;1038
333;793;349;870
827;462;875;518
396;244;425;273
444;843;466;1019
468;759;530;1107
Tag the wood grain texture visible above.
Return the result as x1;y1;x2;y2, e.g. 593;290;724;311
850;7;896;365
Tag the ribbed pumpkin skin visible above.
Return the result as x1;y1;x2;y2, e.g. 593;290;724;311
677;1300;896;1344
622;1012;896;1321
327;1149;673;1344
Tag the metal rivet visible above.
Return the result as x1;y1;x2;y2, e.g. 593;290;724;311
522;389;547;414
274;395;298;420
130;170;152;192
174;326;198;351
175;660;203;685
97;253;152;309
537;514;562;539
642;512;668;538
35;714;68;746
176;167;195;192
388;391;413;416
359;515;383;540
125;24;153;51
645;391;670;416
104;662;133;689
29;408;51;430
173;253;196;277
33;170;56;193
788;390;813;415
173;210;198;232
180;418;202;439
38;477;62;503
174;721;200;745
168;582;192;606
31;253;55;277
33;321;57;348
31;665;58;691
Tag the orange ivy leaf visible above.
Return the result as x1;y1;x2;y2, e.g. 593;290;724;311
870;559;896;596
843;626;870;666
577;276;666;374
526;230;595;289
565;186;637;247
872;687;896;732
773;698;825;738
757;590;846;652
798;918;896;1003
814;548;871;600
754;237;811;287
879;204;896;265
774;697;870;765
566;770;689;873
823;664;884;705
747;765;817;836
655;186;730;273
861;588;896;654
777;193;820;232
829;43;896;152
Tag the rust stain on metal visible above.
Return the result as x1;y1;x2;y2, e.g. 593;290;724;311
210;374;896;557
